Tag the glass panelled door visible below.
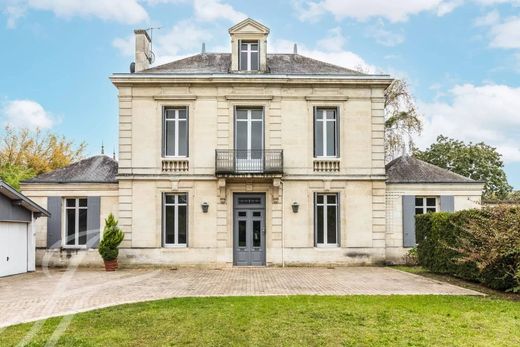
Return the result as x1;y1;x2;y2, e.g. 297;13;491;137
235;108;263;172
233;194;266;266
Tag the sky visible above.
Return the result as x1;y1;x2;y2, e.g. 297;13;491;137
0;0;519;189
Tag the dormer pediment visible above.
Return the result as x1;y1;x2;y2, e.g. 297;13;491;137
228;18;270;35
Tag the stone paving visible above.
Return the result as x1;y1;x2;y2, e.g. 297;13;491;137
0;267;482;328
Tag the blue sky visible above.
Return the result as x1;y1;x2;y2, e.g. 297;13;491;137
0;0;519;188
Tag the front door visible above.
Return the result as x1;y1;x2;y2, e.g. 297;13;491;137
233;194;266;266
235;108;264;172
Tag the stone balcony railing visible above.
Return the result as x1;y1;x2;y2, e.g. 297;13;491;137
313;159;340;172
162;159;189;173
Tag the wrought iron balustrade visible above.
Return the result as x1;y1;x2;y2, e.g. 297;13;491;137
215;149;283;174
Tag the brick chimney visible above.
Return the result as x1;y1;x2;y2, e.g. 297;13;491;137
134;29;152;72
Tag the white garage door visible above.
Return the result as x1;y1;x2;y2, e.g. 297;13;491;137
0;222;28;277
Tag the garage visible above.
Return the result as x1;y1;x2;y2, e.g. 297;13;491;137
0;180;49;278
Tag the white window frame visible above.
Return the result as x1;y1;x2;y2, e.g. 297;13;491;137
235;108;264;159
63;197;88;248
239;40;259;71
314;108;338;158
163;193;188;247
415;196;438;215
315;193;339;247
163;107;188;158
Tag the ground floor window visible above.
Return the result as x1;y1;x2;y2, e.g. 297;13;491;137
163;193;188;246
415;197;437;215
64;198;87;247
315;193;339;246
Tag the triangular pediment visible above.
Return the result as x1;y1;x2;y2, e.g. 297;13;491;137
228;18;270;35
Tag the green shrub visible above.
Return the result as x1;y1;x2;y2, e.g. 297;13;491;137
98;213;125;261
416;206;520;292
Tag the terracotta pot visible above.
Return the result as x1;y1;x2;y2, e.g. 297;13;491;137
103;259;118;271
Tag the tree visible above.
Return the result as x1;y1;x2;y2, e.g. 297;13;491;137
0;126;85;189
413;135;512;199
384;79;423;162
98;214;125;261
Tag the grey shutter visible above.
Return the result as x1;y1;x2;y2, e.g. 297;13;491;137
335;107;340;157
402;195;416;247
87;196;101;248
313;106;318;157
440;195;455;212
313;192;317;247
47;197;62;249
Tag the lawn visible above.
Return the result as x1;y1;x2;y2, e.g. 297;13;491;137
1;295;519;346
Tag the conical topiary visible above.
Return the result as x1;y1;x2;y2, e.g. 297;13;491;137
98;213;125;261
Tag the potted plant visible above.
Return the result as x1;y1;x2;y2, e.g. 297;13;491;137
98;213;125;271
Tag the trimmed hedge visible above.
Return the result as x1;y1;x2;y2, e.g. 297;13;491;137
416;206;520;292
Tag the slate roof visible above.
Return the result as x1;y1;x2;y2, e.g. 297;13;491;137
24;155;118;184
143;53;364;75
385;156;479;184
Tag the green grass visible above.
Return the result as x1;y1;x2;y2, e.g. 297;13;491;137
1;295;519;346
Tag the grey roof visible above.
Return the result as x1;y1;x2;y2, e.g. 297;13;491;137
24;155;118;184
143;53;364;75
386;156;479;184
0;180;50;216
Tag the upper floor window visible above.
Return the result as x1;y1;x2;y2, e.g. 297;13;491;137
65;198;87;247
163;107;188;157
314;107;338;158
415;197;437;215
239;40;259;71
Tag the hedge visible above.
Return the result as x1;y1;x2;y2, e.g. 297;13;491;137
416;205;520;292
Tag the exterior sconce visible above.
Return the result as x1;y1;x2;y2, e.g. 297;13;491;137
291;202;299;213
201;202;209;213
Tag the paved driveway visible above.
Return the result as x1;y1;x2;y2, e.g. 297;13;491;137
0;267;481;328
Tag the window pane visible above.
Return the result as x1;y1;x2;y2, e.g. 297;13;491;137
251;121;262;158
426;208;436;213
241;43;248;50
66;199;75;207
415;197;423;207
178;108;187;119
165;109;175;119
178;205;187;244
426;198;436;207
317;205;324;244
315;119;323;156
178;194;187;204
165;195;175;204
317;194;324;204
238;220;247;247
251;109;262;120
327;206;337;244
78;208;87;245
327;194;336;204
415;208;423;215
66;209;75;245
316;110;324;120
178;120;187;156
253;220;261;247
165;206;175;244
253;211;261;217
165;120;176;156
238;211;246;217
326;110;336;120
236;121;248;157
236;109;247;120
79;198;87;207
250;52;259;70
326;120;336;156
240;52;248;70
251;43;258;50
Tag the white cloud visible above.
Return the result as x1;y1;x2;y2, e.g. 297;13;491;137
367;20;405;46
293;0;462;23
1;99;55;129
417;84;520;162
112;35;134;57
475;0;520;5
4;0;149;27
474;10;500;26
489;16;520;49
193;0;247;22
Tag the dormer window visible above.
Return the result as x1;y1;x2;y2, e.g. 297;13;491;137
239;40;259;71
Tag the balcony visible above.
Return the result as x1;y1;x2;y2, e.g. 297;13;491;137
215;149;283;175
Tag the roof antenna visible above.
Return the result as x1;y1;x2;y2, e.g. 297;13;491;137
145;26;162;64
293;43;298;54
201;42;206;54
112;147;116;160
101;141;105;155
